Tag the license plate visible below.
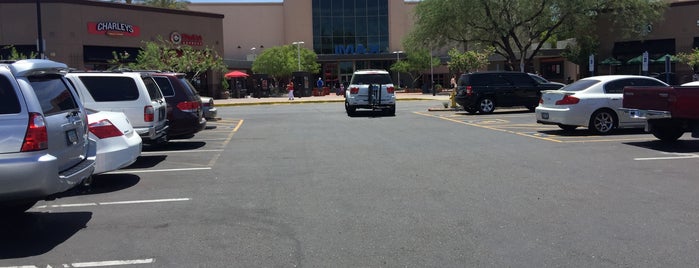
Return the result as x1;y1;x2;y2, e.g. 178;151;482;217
541;112;549;119
66;129;78;145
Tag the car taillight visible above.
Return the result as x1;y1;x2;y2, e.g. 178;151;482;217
144;105;154;122
466;85;473;96
386;86;395;94
555;95;580;105
21;112;48;152
350;87;359;94
177;101;201;113
89;119;123;139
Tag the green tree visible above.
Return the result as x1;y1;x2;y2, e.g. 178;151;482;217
252;45;320;83
406;0;667;71
560;35;599;77
0;45;37;60
447;47;494;73
676;48;699;73
110;37;228;90
390;48;440;87
142;0;189;9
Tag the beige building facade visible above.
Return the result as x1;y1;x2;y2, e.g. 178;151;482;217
0;0;224;96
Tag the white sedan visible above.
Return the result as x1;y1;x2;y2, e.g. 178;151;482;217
536;75;668;134
87;109;142;174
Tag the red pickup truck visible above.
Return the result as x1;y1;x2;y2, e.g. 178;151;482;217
622;85;699;141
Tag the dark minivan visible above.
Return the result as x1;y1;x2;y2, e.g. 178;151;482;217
151;72;206;139
455;71;564;114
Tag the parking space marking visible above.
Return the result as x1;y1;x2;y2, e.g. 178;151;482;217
34;198;190;209
140;149;224;155
635;153;699;161
208;119;243;167
418;112;654;143
0;258;155;268
107;167;212;174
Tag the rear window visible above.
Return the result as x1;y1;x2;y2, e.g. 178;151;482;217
143;77;164;100
351;73;392;85
29;74;79;115
153;77;175;96
180;77;200;97
560;79;600;92
79;76;139;101
0;76;21;114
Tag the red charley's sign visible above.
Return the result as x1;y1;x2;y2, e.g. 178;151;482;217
170;32;203;46
87;22;140;37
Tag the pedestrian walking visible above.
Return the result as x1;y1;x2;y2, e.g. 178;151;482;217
317;77;324;89
287;81;294;100
450;74;457;89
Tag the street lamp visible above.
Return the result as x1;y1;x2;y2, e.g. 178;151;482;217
292;41;305;71
392;50;403;88
430;50;435;96
250;47;256;61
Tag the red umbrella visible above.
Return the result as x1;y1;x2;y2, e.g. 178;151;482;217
224;70;249;78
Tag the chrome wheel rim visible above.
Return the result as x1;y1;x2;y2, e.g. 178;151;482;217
480;99;494;113
593;112;614;133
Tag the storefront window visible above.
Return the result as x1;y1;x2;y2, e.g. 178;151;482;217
312;0;388;56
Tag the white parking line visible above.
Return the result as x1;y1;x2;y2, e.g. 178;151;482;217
106;167;211;174
35;198;190;209
0;258;154;268
634;153;699;161
140;149;223;155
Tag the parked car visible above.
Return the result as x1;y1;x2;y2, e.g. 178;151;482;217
455;71;564;114
345;69;396;116
66;71;169;144
536;75;668;134
0;59;96;213
87;109;142;174
200;96;218;120
150;72;206;139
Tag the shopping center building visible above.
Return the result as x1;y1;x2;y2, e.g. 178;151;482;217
2;0;699;97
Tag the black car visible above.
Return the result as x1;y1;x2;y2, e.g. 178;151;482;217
455;71;564;114
151;72;206;139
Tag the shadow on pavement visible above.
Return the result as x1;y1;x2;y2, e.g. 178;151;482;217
0;211;92;259
625;139;699;153
538;128;647;137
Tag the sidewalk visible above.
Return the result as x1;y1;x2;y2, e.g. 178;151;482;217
213;92;452;107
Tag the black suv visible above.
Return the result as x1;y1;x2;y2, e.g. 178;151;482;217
455;71;564;114
151;72;206;139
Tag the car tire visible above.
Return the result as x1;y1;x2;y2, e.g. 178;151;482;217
478;97;495;114
384;105;396;116
649;120;684;142
588;109;617;135
558;124;578;131
345;102;356;116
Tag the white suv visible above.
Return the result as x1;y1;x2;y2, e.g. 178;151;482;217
344;69;396;116
66;72;169;144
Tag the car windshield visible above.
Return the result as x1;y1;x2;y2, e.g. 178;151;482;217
559;79;599;92
351;74;392;85
529;74;548;84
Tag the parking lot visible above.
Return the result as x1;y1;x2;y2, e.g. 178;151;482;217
3;102;698;267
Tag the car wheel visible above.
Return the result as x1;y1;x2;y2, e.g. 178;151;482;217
345;102;356;116
0;200;37;214
557;124;578;131
384;105;396;116
649;120;684;142
478;98;495;114
588;109;617;135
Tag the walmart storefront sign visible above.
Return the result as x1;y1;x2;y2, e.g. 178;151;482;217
335;44;381;55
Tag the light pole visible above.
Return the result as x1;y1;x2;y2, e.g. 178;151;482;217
392;50;403;88
430;51;435;96
292;41;304;71
250;47;256;61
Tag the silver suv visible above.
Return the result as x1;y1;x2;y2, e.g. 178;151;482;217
0;59;96;213
344;69;396;116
